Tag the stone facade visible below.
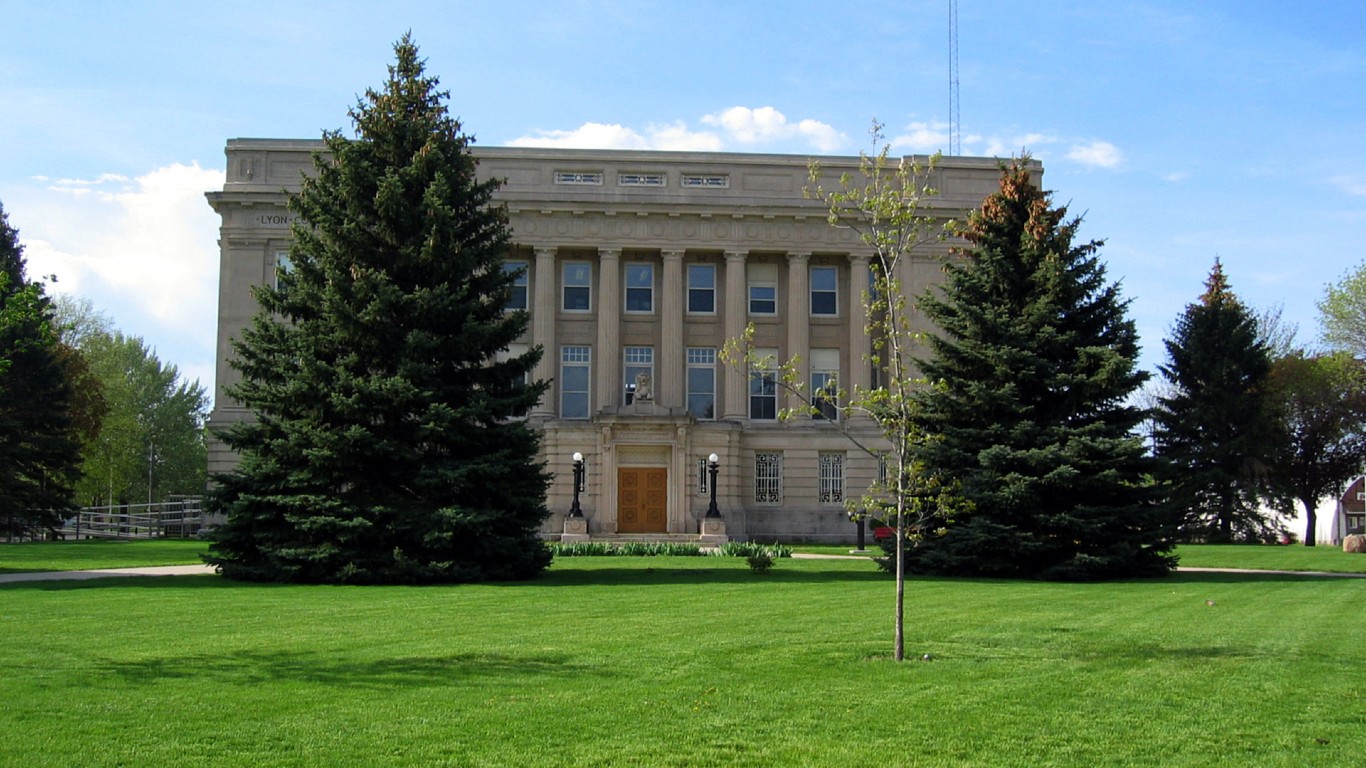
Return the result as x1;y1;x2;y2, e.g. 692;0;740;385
206;140;1019;542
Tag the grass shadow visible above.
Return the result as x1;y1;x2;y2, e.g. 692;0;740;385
93;648;594;690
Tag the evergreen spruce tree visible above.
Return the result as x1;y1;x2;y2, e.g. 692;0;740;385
909;160;1173;580
0;202;81;539
205;36;550;583
1155;261;1278;542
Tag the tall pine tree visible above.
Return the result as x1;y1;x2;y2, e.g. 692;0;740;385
910;160;1173;580
1155;261;1279;542
0;202;81;539
205;36;550;583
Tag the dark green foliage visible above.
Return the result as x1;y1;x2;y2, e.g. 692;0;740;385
205;36;550;584
909;160;1174;580
1263;352;1366;545
1154;262;1280;543
0;202;81;538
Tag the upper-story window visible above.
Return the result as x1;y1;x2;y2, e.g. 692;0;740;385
503;261;529;311
624;346;654;405
749;347;778;421
810;348;839;421
618;172;666;186
811;266;838;316
560;346;591;419
562;262;591;312
554;171;603;185
681;174;730;188
748;263;779;316
687;264;716;314
273;251;292;291
625;263;654;313
686;347;716;420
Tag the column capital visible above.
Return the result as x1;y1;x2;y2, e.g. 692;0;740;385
598;247;622;260
847;252;870;266
534;246;559;259
786;251;811;264
660;249;685;261
724;250;747;264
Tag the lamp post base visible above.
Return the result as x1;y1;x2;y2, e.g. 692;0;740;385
698;517;728;546
561;516;590;544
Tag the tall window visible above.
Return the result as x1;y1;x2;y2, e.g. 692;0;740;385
748;263;778;315
755;452;783;504
686;347;716;419
819;452;845;504
811;266;838;315
749;347;778;420
273;251;292;290
562;262;591;312
560;346;591;419
625;263;654;313
496;343;530;419
810;348;839;421
623;346;654;404
503;260;528;310
687;264;716;313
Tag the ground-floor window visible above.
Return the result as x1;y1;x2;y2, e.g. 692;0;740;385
755;451;782;504
819;452;844;504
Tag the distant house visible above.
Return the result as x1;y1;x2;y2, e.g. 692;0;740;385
1334;477;1366;543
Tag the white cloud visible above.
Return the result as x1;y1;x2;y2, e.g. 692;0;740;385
506;122;651;150
890;121;950;153
1067;140;1124;169
700;106;845;152
1329;175;1366;196
509;107;844;154
15;162;223;397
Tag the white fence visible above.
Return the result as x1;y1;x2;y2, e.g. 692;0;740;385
61;498;204;539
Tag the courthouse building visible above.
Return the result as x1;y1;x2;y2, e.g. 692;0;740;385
207;140;1015;541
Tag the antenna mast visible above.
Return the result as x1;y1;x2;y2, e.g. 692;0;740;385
949;0;961;156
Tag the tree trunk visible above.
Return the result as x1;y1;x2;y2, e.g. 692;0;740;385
1302;497;1318;546
894;507;905;662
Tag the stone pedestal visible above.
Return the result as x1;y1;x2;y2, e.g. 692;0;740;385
561;517;590;544
699;517;728;546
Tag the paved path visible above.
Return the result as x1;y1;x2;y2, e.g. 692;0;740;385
0;564;217;584
4;560;1366;584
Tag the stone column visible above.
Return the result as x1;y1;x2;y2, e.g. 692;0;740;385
848;253;873;397
658;249;685;409
722;250;748;421
595;248;622;413
531;246;558;418
786;252;811;418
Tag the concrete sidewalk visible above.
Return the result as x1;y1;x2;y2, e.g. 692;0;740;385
0;564;217;585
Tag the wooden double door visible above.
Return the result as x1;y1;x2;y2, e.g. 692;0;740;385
617;467;668;533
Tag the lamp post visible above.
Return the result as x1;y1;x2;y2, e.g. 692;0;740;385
705;453;721;518
568;452;585;518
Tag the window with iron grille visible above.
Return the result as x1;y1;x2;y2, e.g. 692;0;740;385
755;452;782;504
819;452;844;504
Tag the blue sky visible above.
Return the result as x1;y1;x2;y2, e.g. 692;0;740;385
2;0;1365;398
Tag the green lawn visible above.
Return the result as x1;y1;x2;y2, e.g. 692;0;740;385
0;538;209;573
2;555;1363;767
1175;543;1366;573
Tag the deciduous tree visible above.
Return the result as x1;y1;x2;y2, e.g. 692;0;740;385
1264;352;1366;545
205;36;549;584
